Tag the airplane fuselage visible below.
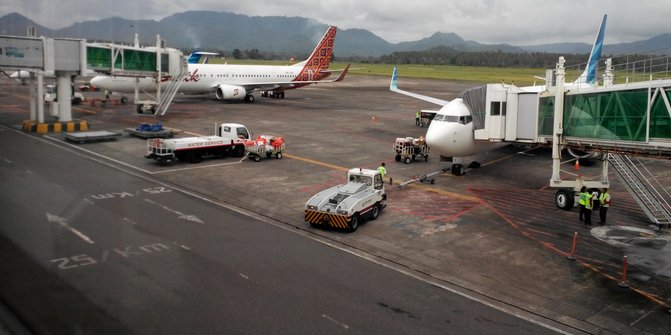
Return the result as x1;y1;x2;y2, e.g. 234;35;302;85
90;63;320;94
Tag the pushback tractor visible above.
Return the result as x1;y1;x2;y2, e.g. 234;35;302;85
305;168;386;232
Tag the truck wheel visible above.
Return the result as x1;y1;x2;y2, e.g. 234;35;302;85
120;96;128;104
233;145;245;157
371;204;381;220
555;189;575;211
404;157;411;164
245;95;255;103
253;155;261;162
348;215;359;232
136;105;143;114
276;152;282;159
189;153;202;163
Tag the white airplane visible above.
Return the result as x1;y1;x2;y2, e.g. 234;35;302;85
390;15;607;176
90;26;349;103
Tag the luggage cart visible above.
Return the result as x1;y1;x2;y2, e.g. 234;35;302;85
245;135;285;162
394;137;429;164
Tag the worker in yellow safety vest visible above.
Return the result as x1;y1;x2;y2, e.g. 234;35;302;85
377;162;391;185
583;188;593;226
578;186;587;222
599;188;611;225
415;111;421;126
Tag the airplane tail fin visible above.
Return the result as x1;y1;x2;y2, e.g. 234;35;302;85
574;14;607;85
187;52;219;64
292;26;337;81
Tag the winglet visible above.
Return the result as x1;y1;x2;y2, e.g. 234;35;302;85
334;64;350;82
575;14;607;85
390;66;399;91
187;51;219;64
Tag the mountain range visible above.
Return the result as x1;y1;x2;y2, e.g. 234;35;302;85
1;11;669;57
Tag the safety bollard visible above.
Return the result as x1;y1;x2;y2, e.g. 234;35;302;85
567;232;578;261
618;255;630;288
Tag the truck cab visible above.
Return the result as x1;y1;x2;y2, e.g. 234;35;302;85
305;168;386;232
217;123;250;140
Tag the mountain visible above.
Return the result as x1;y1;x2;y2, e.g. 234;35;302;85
1;11;668;57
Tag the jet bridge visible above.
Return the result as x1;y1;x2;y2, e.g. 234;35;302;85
469;56;671;227
0;33;185;132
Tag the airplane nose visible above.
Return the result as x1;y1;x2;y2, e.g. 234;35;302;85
89;76;102;86
425;122;452;156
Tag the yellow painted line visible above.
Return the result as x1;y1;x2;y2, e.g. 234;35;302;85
282;153;349;172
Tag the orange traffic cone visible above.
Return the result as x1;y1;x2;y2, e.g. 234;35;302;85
574;159;580;170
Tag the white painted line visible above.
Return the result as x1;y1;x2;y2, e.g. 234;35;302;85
46;213;95;245
151;156;247;174
144;198;204;224
122;217;138;225
322;314;349;329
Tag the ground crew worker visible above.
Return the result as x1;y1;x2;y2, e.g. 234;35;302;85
415;111;421;126
584;188;593;226
599;188;611;225
377;162;391;185
578;186;587;222
104;89;110;101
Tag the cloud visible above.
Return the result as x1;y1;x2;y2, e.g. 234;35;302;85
3;0;669;45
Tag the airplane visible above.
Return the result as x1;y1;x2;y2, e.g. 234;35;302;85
90;25;349;103
390;15;608;176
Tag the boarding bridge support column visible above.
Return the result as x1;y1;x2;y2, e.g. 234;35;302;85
56;75;72;122
37;73;44;123
29;72;36;121
550;57;566;186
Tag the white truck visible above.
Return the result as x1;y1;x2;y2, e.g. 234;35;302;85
305;168;386;232
145;123;250;164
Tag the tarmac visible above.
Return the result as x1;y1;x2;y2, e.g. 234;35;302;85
1;74;670;334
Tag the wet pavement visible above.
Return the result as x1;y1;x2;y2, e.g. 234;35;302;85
1;74;670;334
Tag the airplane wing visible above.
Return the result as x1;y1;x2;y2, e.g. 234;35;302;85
389;66;450;107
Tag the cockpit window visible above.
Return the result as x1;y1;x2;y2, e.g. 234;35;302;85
459;116;472;125
433;114;460;123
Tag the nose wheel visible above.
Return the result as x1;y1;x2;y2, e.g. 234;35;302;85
451;164;465;176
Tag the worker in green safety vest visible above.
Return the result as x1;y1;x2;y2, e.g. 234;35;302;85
578;186;587;222
583;188;593;226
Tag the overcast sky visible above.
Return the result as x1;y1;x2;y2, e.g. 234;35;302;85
3;0;669;45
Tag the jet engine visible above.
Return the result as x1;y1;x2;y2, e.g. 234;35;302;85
215;84;247;100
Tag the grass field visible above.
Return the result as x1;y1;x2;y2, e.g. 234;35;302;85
208;58;584;86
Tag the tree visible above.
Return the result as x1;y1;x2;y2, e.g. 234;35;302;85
232;49;242;59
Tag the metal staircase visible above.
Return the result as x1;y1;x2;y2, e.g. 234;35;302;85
608;153;671;227
155;58;188;116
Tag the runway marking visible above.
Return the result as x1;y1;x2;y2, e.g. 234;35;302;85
322;314;349;329
150;155;247;174
144;199;204;224
46;213;95;244
122;217;138;225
